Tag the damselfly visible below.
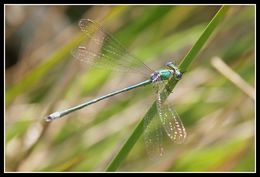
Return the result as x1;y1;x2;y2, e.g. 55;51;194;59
46;19;186;158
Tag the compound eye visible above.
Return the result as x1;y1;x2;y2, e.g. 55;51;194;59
176;72;182;80
166;61;173;67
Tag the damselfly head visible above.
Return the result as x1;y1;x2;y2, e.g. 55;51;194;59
166;61;182;80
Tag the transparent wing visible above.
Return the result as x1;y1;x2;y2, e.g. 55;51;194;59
154;81;187;144
71;19;153;76
143;105;164;160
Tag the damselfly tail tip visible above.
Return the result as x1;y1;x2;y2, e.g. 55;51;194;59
45;116;53;122
45;112;61;122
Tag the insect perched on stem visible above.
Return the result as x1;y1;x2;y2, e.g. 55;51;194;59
46;19;186;158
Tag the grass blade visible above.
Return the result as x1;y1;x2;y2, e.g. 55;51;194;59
179;5;229;72
105;5;229;172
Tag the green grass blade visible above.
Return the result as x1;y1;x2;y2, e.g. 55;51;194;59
105;5;229;172
179;5;229;72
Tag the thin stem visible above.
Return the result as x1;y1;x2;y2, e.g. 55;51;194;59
179;5;229;72
211;56;255;100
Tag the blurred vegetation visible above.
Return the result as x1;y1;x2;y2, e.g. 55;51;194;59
5;5;255;172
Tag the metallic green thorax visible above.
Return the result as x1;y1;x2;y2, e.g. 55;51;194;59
159;69;172;80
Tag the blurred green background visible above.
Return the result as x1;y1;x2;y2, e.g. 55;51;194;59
5;5;255;172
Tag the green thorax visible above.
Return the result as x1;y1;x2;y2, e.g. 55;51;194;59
159;69;172;80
